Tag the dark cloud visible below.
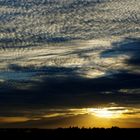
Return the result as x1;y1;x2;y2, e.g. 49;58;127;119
101;38;140;62
0;38;140;113
0;71;140;110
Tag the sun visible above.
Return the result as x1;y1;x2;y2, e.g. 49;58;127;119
87;108;122;118
94;109;113;118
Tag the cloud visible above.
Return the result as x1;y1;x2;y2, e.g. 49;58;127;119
0;0;139;48
0;38;140;113
0;0;140;128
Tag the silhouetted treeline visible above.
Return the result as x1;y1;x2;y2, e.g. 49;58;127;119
0;127;139;139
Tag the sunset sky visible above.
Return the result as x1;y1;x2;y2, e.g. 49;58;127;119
0;0;140;128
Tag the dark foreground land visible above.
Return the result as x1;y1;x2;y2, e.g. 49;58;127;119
0;127;139;139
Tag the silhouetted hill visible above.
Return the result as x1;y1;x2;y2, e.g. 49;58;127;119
0;127;139;139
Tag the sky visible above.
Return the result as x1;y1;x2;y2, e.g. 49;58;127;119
0;0;140;128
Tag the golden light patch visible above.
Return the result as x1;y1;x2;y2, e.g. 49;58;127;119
0;117;30;123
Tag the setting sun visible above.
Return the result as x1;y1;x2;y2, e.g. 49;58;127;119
94;109;114;118
87;107;124;118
